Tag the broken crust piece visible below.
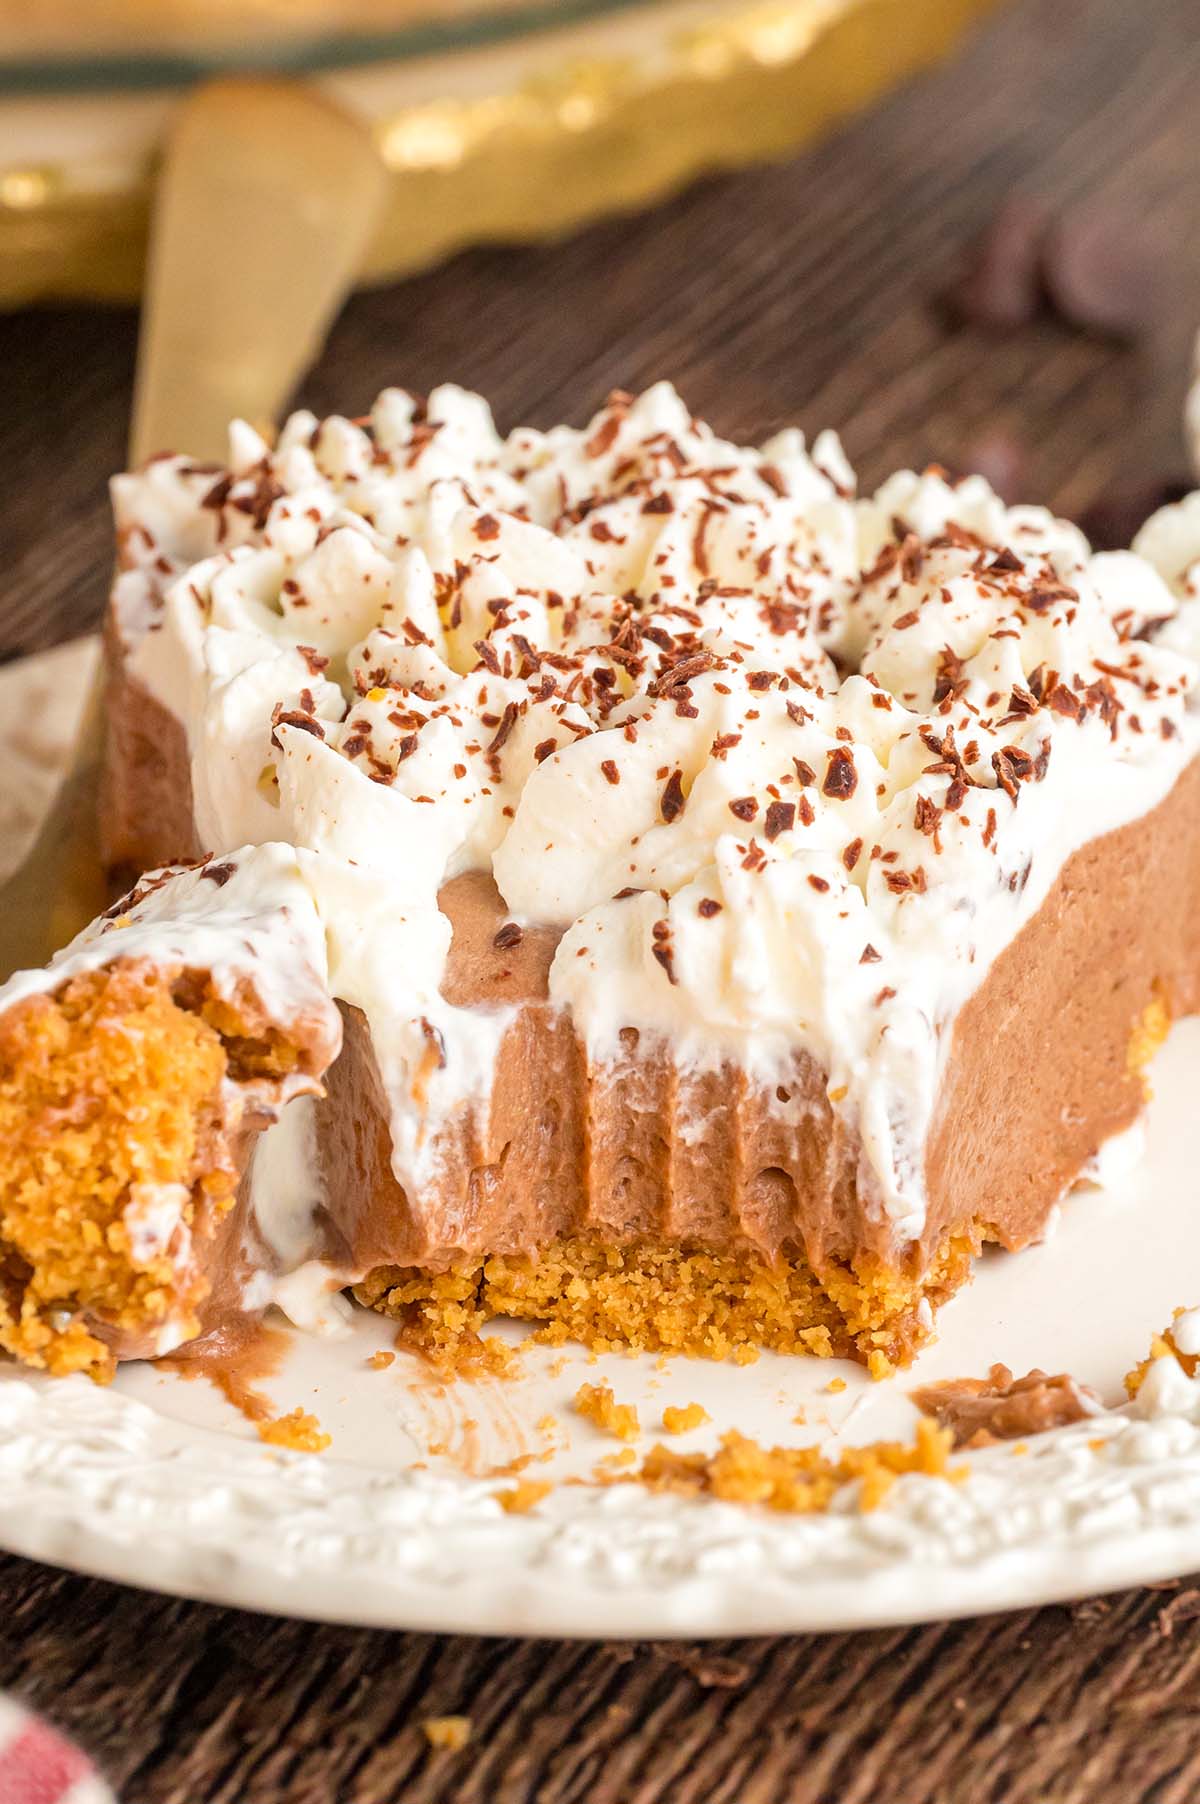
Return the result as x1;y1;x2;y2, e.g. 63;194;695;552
0;849;341;1380
100;383;1200;1370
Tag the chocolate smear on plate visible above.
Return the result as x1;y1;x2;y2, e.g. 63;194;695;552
913;1362;1101;1449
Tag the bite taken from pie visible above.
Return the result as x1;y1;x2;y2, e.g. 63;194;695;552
6;382;1200;1379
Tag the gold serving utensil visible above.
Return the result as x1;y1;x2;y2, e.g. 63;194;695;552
0;78;387;981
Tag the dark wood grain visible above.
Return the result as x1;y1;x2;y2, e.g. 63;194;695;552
2;1557;1200;1803
3;0;1200;1797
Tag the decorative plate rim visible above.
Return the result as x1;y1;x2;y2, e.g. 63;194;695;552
2;1365;1200;1638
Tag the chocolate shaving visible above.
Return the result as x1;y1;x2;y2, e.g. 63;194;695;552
1046;681;1083;720
231;467;285;530
269;707;325;750
641;492;674;516
201;473;234;513
932;646;968;706
899;536;924;583
585;412;623;458
691;502;718;577
1024;581;1077;615
763;800;795;841
822;747;858;800
660;769;687;822
648;651;716;697
991;744;1034;799
650;919;677;984
485;702;520;774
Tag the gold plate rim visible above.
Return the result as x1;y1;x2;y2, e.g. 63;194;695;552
0;0;1007;304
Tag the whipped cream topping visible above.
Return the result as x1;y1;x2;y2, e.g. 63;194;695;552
110;384;1200;1243
0;841;334;1034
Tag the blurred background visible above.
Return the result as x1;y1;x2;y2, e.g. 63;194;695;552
0;0;1196;664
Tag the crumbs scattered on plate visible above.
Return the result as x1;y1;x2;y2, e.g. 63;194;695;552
257;1409;331;1453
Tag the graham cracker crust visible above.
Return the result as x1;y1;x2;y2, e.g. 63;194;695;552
354;1225;987;1373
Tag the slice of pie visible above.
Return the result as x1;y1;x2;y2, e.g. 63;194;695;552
8;382;1200;1375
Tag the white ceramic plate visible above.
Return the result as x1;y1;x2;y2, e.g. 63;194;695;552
1;1024;1200;1639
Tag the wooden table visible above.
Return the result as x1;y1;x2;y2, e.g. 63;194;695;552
3;0;1200;1796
